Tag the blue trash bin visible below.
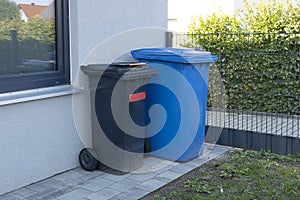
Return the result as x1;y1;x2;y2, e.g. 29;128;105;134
131;48;217;162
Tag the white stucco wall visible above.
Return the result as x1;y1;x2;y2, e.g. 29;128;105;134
0;96;83;195
0;0;167;195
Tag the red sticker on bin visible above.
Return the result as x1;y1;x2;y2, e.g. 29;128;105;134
129;92;146;102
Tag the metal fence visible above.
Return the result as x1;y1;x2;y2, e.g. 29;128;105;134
170;32;300;155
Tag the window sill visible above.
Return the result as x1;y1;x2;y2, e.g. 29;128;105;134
0;85;83;106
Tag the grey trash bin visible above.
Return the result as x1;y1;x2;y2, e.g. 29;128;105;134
80;62;156;174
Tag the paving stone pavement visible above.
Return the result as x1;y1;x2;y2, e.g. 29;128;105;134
0;144;230;200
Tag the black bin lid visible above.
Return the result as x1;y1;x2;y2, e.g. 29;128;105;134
81;62;157;80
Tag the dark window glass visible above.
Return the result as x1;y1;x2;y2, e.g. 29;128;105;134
0;0;69;93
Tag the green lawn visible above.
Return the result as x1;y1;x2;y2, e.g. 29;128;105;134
146;150;300;200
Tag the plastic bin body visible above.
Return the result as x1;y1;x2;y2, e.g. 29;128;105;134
81;63;156;172
131;48;217;162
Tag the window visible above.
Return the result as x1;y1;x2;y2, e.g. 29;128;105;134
0;0;69;94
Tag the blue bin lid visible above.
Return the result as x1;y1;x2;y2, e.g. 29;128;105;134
131;48;218;64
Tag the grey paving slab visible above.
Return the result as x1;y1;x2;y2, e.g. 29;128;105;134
8;188;36;199
154;170;183;182
53;170;84;181
0;194;26;200
57;188;93;200
25;178;66;193
87;187;121;200
27;189;74;200
108;178;142;192
168;163;197;174
135;178;167;192
60;177;90;188
161;159;178;166
152;163;177;174
203;144;216;151
133;157;172;174
81;176;115;192
207;152;221;161
24;183;52;193
78;171;105;182
26;188;67;200
101;173;130;182
0;144;230;200
211;146;230;155
142;157;165;165
74;168;96;175
113;187;149;200
128;172;159;182
187;156;211;167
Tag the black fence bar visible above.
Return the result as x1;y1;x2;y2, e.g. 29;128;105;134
172;32;300;155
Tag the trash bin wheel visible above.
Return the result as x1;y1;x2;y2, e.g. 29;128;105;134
79;148;99;171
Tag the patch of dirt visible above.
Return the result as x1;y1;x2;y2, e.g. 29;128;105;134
141;150;235;200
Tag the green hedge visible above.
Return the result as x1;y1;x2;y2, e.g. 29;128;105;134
0;16;55;75
0;39;54;74
186;32;300;115
187;0;300;115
